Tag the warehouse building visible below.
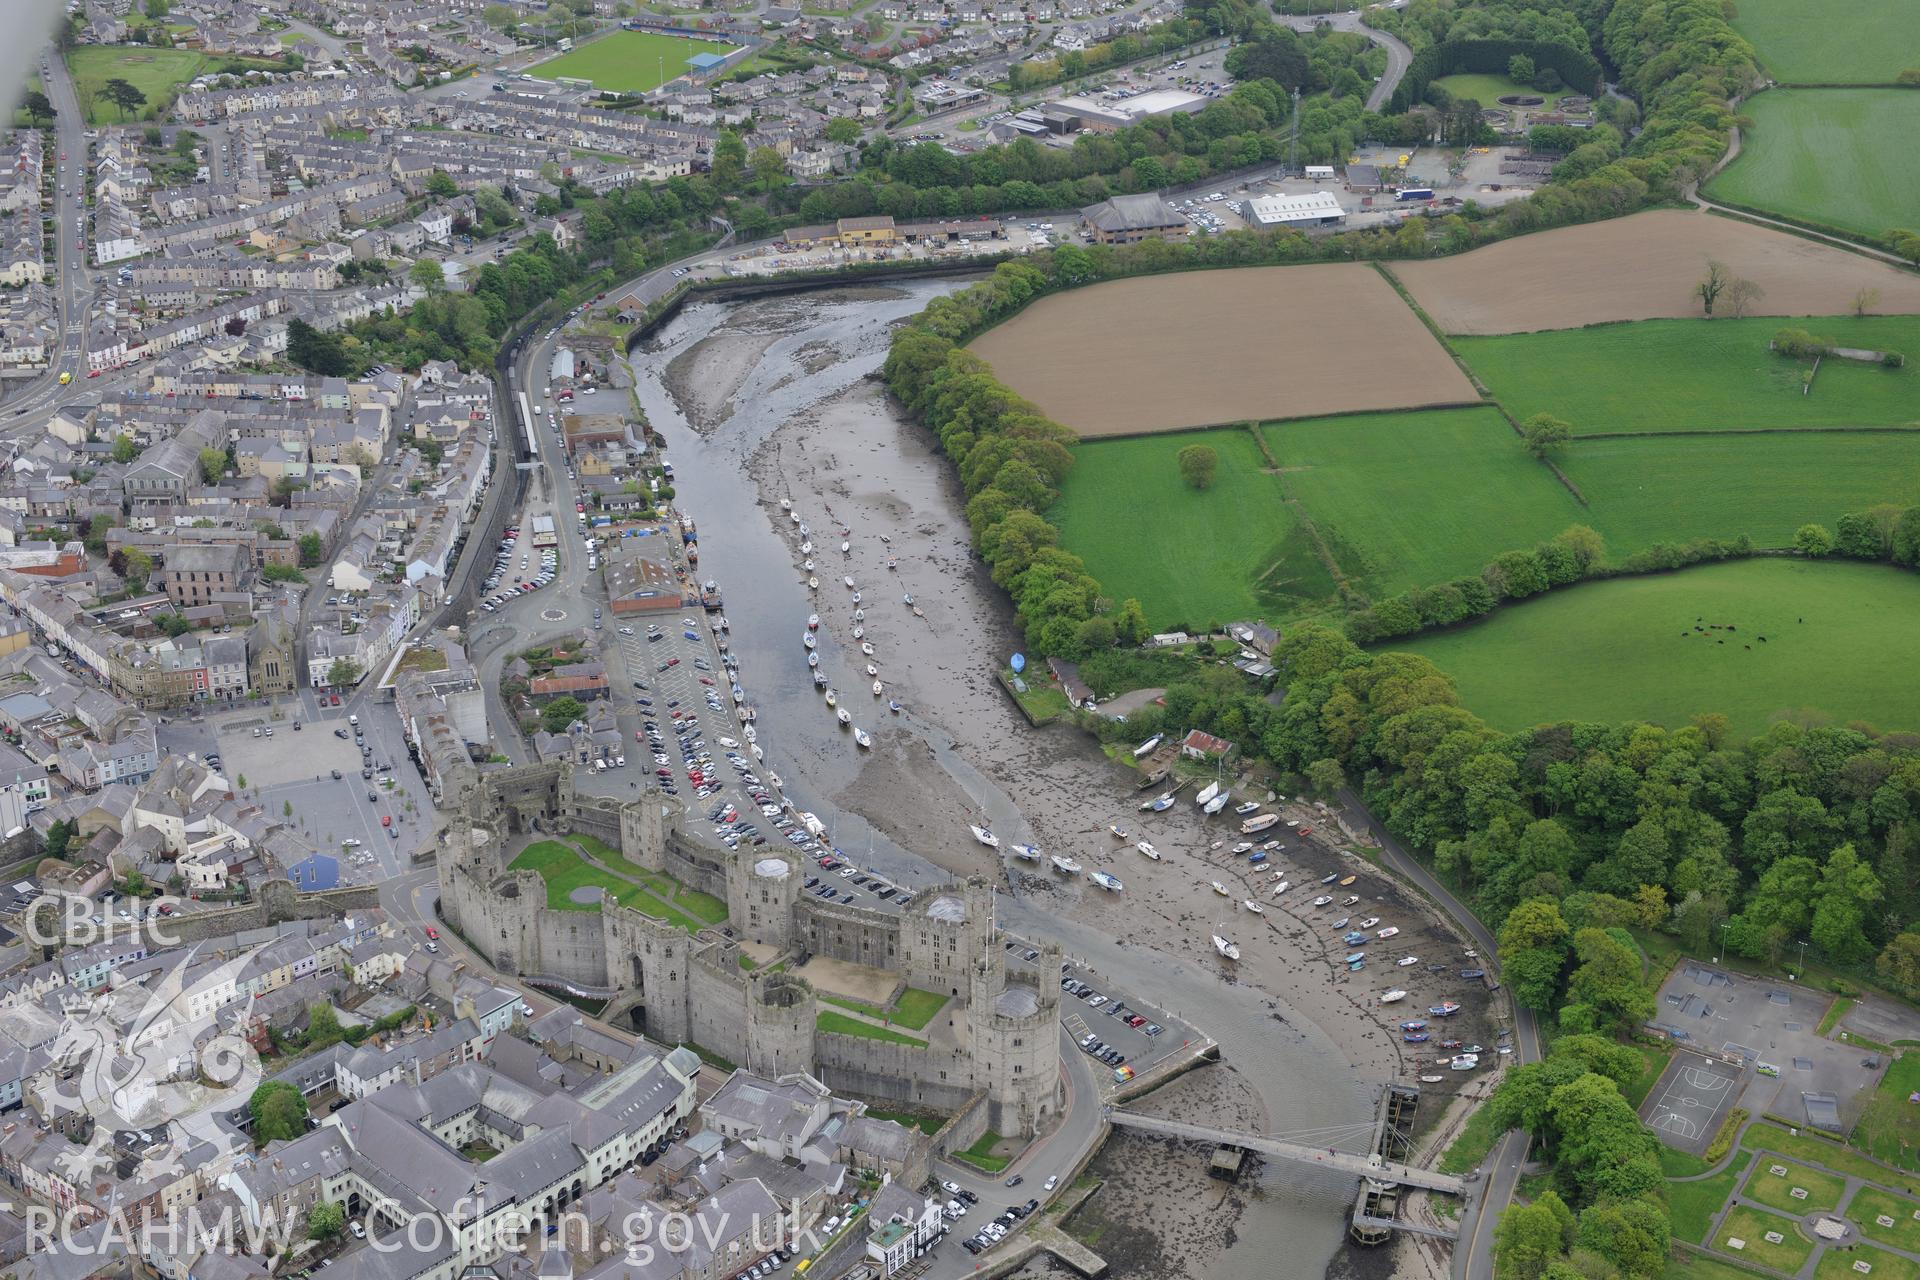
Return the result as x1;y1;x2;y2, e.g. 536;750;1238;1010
1241;190;1347;229
1080;193;1187;245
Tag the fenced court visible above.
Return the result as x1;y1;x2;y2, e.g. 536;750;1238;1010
1646;1053;1743;1153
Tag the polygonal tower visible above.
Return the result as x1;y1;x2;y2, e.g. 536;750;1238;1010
727;845;802;949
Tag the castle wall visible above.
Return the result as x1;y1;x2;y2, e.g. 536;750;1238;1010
686;948;752;1065
900;885;994;1001
798;898;900;971
813;1033;981;1117
570;796;623;850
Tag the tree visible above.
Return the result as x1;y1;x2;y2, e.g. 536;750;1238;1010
111;435;138;464
1493;1190;1573;1280
1508;54;1536;84
826;116;861;146
102;78;148;121
426;170;459;200
1725;275;1765;318
1695;259;1730;316
542;695;588;733
307;1201;345;1242
19;90;53;125
1855;287;1882;317
409;257;445;293
1499;898;1572;1012
1306;758;1346;797
1878;932;1920;991
1795;523;1835;557
124;548;153;594
224;316;247;336
298;533;324;567
249;1081;308;1145
327;658;363;689
1562;927;1653;1034
712;130;747;190
198;448;227;484
44;819;73;861
1113;598;1149;646
1521;414;1571;459
1176;444;1219;490
749;146;787;190
1811;843;1882;964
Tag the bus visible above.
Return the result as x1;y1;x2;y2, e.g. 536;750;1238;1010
1395;188;1435;202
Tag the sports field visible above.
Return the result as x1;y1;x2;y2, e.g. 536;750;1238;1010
970;264;1477;437
1727;0;1920;83
1388;559;1920;737
1454;316;1920;435
1267;407;1583;599
1706;90;1920;238
1566;432;1920;551
1046;428;1339;628
1431;72;1540;105
1389;209;1920;334
65;47;210;122
528;30;739;93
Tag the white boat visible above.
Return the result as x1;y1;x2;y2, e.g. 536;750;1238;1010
1090;871;1123;892
742;724;758;743
780;499;792;511
888;557;898;570
801;541;813;555
1235;801;1260;815
1269;879;1291;897
843;575;855;589
1241;899;1265;916
1150;795;1174;812
1397;956;1419;967
1203;794;1230;815
903;592;915;606
854;608;865;622
808;577;818;591
1312;895;1332;907
1211;881;1230;897
799;522;810;536
872;681;884;697
1212;934;1241;961
860;642;875;657
970;825;1000;848
854;728;871;748
751;743;765;760
1231;842;1254;854
789;511;800;524
1195;781;1220;807
1136;841;1160;860
1379;989;1407;1004
1240;814;1280;834
1011;843;1043;862
806;614;819;630
889;700;903;713
813;671;828;688
866;663;879;677
1051;854;1082;874
825;689;838;707
836;708;852;726
840;541;851;555
1420;1075;1445;1084
803;632;816;649
1132;734;1162;758
1359;917;1380;929
807;653;819;669
1376;926;1401;939
852;591;862;604
1109;824;1128;840
804;559;815;572
731;685;745;703
853;626;865;640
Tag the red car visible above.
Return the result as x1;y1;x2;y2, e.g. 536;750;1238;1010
86;369;99;378
329;694;342;706
425;926;439;940
666;657;680;667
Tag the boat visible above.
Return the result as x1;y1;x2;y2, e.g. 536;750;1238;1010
1269;880;1291;896
860;641;875;657
742;724;758;743
1232;841;1254;854
799;522;809;536
1195;781;1220;807
1312;894;1332;907
854;728;871;748
969;825;1000;848
1396;956;1419;967
812;671;828;688
1359;917;1380;929
1240;814;1280;834
879;534;891;544
843;575;855;589
825;689;838;707
854;608;865;622
851;591;862;605
808;577;818;591
1460;969;1486;979
903;592;915;606
1212;934;1241;961
1399;1020;1427;1032
912;607;924;618
1429;1002;1462;1017
1321;873;1339;885
1136;841;1160;860
836;708;852;726
1011;843;1043;862
1339;875;1357;886
807;653;820;669
840;541;851;555
1345;952;1367;964
1051;854;1082;874
1243;900;1264;915
888;557;898;570
768;772;783;788
1234;801;1260;815
866;663;879;677
1203;794;1230;815
751;743;764;761
1450;1057;1479;1072
789;511;800;524
731;685;745;703
1341;895;1360;907
1348;959;1366;972
888;700;902;713
1379;989;1407;1004
804;559;814;572
1376;926;1401;939
1149;795;1175;812
872;681;884;697
807;614;819;630
852;626;865;640
801;541;813;555
1211;881;1231;897
1404;1032;1430;1043
1248;851;1267;864
1090;871;1123;892
780;499;792;511
1131;734;1163;759
1109;824;1129;841
1420;1075;1445;1084
803;632;816;649
1331;917;1350;929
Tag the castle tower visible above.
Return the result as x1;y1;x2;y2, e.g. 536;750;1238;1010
968;938;1063;1138
744;972;818;1079
618;795;671;874
728;845;802;950
603;904;694;1043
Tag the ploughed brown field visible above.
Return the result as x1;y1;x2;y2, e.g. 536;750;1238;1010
967;263;1477;437
1390;209;1920;335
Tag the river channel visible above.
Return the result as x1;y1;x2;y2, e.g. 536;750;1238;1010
626;281;1418;1280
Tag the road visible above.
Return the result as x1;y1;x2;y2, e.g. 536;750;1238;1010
1283;8;1415;114
1341;789;1540;1280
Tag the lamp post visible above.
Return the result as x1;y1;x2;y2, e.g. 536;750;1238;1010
1795;938;1809;978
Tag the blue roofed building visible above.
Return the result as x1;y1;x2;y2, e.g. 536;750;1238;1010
287;852;341;892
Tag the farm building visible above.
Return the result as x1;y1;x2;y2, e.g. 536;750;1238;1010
1081;194;1186;245
1242;191;1346;229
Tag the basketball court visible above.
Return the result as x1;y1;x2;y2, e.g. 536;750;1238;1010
1643;1054;1743;1154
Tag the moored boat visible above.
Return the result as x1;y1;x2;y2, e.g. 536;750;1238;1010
903;592;915;606
808;577;818;591
803;632;815;649
1270;880;1291;896
825;689;838;707
1212;934;1241;961
1136;841;1159;860
1203;794;1229;815
1379;989;1408;1004
843;575;855;589
854;728;871;748
1235;801;1260;815
1211;881;1230;897
1195;781;1220;807
1240;814;1280;834
836;708;852;726
1090;871;1123;892
1243;900;1264;914
872;681;884;697
807;653;819;669
860;641;875;657
807;614;819;630
888;700;902;713
1051;854;1082;874
970;825;1000;848
1011;843;1043;862
1132;734;1162;758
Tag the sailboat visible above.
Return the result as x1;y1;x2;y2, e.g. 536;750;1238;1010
1132;734;1162;758
854;728;871;748
843;575;855;589
1379;989;1408;1004
1212;934;1241;961
903;592;915;606
789;511;800;524
1195;781;1220;808
1051;853;1082;874
1135;841;1160;860
860;642;875;657
1210;881;1230;897
801;541;812;555
840;541;850;555
1243;899;1264;915
1011;842;1043;862
866;663;879;677
825;688;838;707
1269;879;1291;897
807;652;819;669
803;632;815;649
836;708;852;726
808;577;818;591
812;670;828;688
888;699;902;713
1203;793;1229;815
852;591;862;604
872;680;883;697
854;608;865;622
799;522;810;536
1090;871;1123;892
780;499;792;511
969;825;1000;848
803;559;814;572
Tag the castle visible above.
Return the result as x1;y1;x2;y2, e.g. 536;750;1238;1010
435;763;1063;1137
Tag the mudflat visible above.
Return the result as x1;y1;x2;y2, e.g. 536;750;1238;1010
1390;208;1920;335
968;263;1477;437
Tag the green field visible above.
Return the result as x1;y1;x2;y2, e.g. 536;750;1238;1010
1816;1247;1920;1280
65;47;211;123
1565;432;1920;552
1389;559;1920;737
528;30;738;93
1269;408;1584;599
1670;1153;1751;1244
1454;317;1920;436
1712;1205;1813;1274
816;1010;928;1047
507;838;722;931
1706;89;1920;238
1727;0;1920;83
1855;1053;1920;1170
1048;427;1337;629
1431;72;1542;106
1848;1186;1920;1253
1664;1255;1777;1280
1742;1157;1846;1213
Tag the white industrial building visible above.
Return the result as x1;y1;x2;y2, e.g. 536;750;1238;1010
1242;190;1347;229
